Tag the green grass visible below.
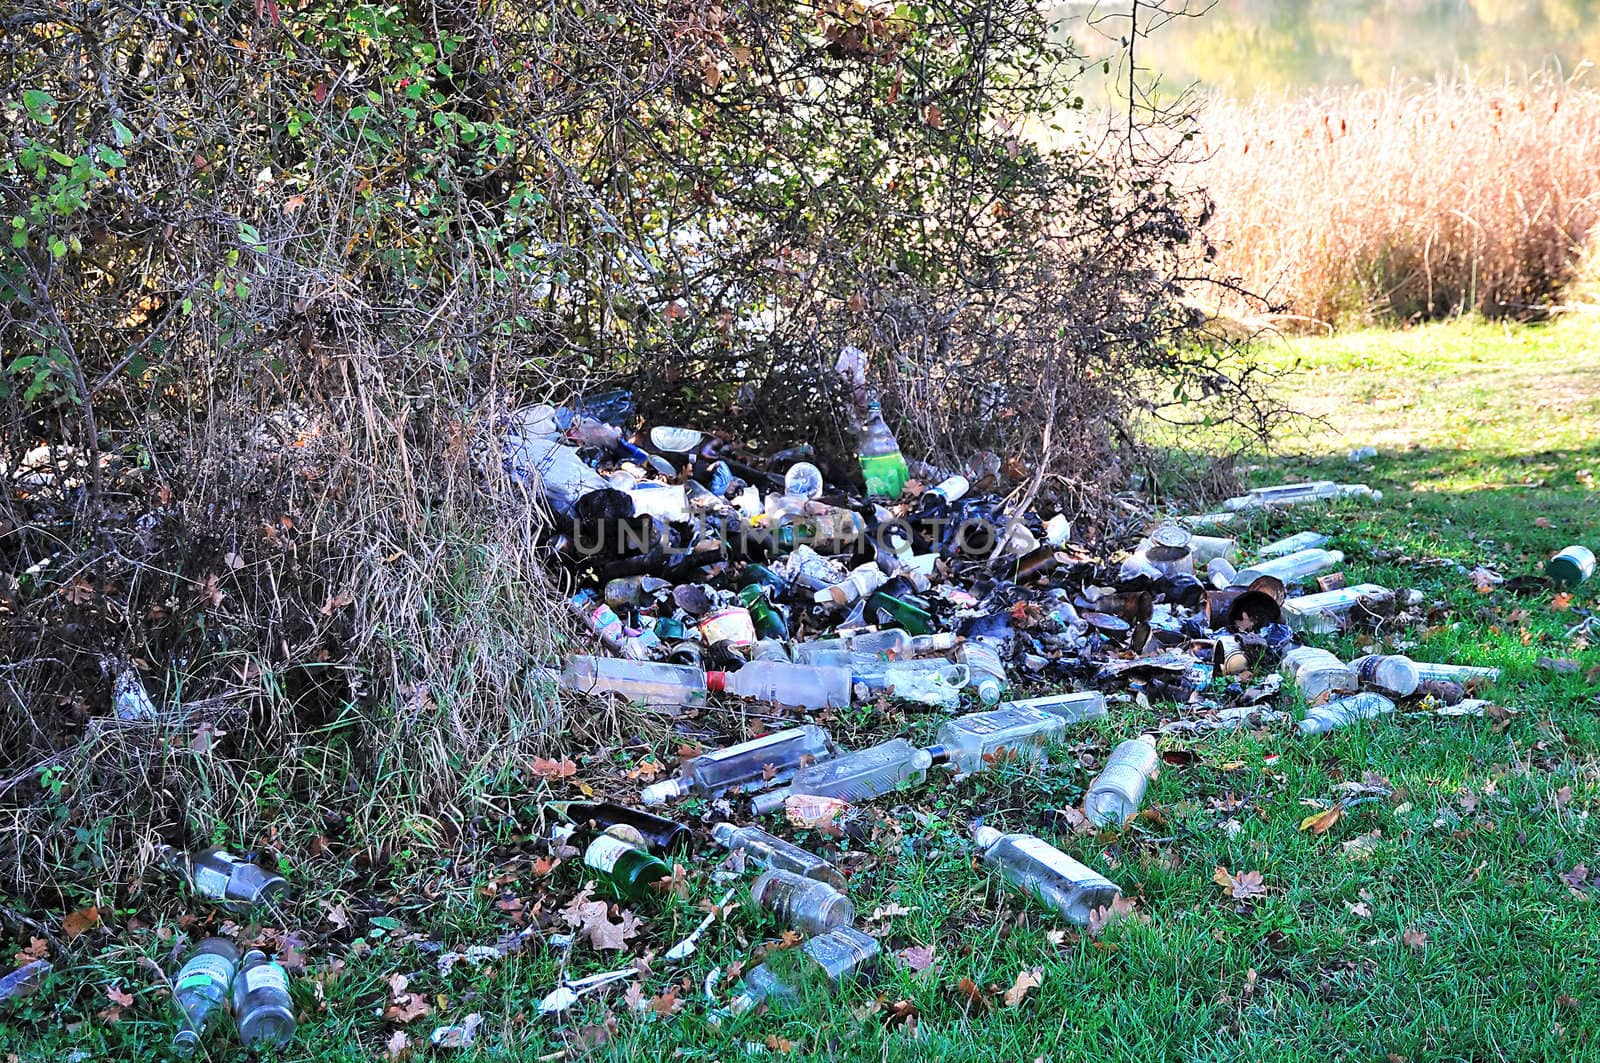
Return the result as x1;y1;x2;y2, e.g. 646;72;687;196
4;317;1600;1061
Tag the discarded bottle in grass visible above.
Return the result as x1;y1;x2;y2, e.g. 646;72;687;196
1232;548;1346;586
750;868;855;935
1224;482;1380;511
163;846;288;911
171;938;239;1057
1547;545;1596;589
858;401;909;499
1256;531;1330;558
232;950;295;1049
1297;692;1396;735
1000;690;1108;723
583;830;672;900
738;585;789;640
569;590;651;660
818;564;888;608
728;926;880;1015
971;824;1120;925
865;591;933;635
932;706;1066;773
1351;654;1421;698
1280;647;1359;701
546;801;693;854
784;462;824;501
554;657;708;708
1281;584;1396;634
791;638;853;669
708;661;852;711
751;739;933;814
915;475;970;519
852;655;966;692
1187;534;1239;566
840;628;912;657
1412;661;1501;684
958;641;1007;704
642;725;838;804
1082;736;1159;827
711;823;846;889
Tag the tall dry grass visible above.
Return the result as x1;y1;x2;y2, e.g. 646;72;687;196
1187;75;1600;326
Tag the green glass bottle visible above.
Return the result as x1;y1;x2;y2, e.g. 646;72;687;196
739;584;790;640
866;591;933;635
583;830;672;901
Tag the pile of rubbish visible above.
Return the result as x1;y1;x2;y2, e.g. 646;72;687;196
63;368;1598;1051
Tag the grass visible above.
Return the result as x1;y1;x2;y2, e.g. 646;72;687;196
4;315;1600;1061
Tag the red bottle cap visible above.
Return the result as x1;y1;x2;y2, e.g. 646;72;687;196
706;670;728;693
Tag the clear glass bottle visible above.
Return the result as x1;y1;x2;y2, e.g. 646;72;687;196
999;691;1107;724
1298;692;1396;735
171;938;238;1057
163;847;288;911
711;823;846;889
708;661;852;711
971;825;1121;925
1232;548;1347;586
932;705;1065;774
1282;584;1396;634
729;927;880;1014
1187;534;1239;566
1412;661;1501;683
1256;531;1329;558
857;401;909;499
232;950;295;1048
852;657;967;693
642;725;837;804
749;638;791;663
1082;736;1159;827
817;564;888;607
546;801;694;854
1280;646;1359;700
750;868;855;935
1351;654;1420;698
792;639;852;669
841;627;912;657
751;739;933;814
583;831;672;900
958;641;1007;704
555;656;708;708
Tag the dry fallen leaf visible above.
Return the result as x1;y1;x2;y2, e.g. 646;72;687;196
650;987;685;1017
1002;968;1043;1008
12;937;48;966
896;944;935;972
1561;864;1590;898
1343;830;1383;861
385;1030;412;1060
1401;928;1427;952
1086;895;1145;938
559;888;641;951
1213;866;1266;900
954;976;989;1012
1552;592;1575;612
530;757;578;780
63;907;101;939
1299;805;1345;835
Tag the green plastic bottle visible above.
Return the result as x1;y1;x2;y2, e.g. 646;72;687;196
583;830;672;901
857;401;909;499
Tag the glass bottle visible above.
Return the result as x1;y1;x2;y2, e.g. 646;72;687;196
864;591;933;635
851;656;966;693
1412;661;1501;683
998;691;1108;724
710;824;846;889
554;656;708;708
791;639;852;669
750;868;855;935
1232;548;1347;586
1256;531;1329;558
1281;584;1396;635
958;641;1007;704
1082;737;1159;827
708;662;852;711
171;938;238;1057
641;725;838;804
932;705;1065;774
583;830;672;901
857;401;909;499
739;585;790;640
163;846;288;912
728;927;880;1015
971;825;1121;926
816;564;888;608
750;739;933;814
1280;646;1359;700
232;950;295;1048
840;628;912;657
1351;654;1420;698
1298;692;1396;735
915;475;970;519
545;801;693;854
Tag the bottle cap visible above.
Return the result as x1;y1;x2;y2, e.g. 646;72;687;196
971;824;1002;850
925;744;950;766
705;670;728;693
640;779;684;805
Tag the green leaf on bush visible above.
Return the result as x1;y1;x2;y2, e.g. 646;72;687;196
22;89;55;123
96;145;126;168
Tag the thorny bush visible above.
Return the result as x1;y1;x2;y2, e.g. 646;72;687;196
0;0;1271;898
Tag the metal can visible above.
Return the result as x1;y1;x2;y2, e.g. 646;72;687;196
698;606;756;648
1548;545;1596;589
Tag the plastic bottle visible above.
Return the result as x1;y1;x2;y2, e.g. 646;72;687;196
1082;736;1159;827
1298;692;1396;735
728;927;880;1015
546;801;694;854
232;950;295;1048
958;641;1008;705
791;639;852;669
1351;654;1421;698
1281;584;1396;634
642;725;838;804
858;401;909;498
851;656;965;691
816;564;888;607
750;868;855;934
1412;661;1501;684
999;691;1108;723
1256;531;1330;558
171;938;238;1057
971;824;1121;925
583;831;672;900
784;462;824;501
711;823;846;889
932;706;1066;773
775;545;849;592
908;632;960;654
708;662;852;711
164;847;288;911
555;657;708;708
1280;646;1359;700
1232;548;1346;586
751;739;933;814
840;628;913;657
1548;545;1596;588
1224;481;1380;511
